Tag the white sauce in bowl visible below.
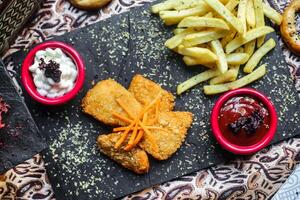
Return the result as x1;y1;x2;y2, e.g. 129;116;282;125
29;48;78;98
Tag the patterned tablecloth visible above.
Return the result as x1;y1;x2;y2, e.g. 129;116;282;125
1;0;300;199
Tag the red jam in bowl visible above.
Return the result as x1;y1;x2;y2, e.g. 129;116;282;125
218;96;270;146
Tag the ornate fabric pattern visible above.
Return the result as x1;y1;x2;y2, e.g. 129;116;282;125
0;0;40;55
1;0;300;199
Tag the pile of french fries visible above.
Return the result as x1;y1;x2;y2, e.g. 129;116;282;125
151;0;283;95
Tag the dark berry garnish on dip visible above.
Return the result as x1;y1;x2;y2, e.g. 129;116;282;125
218;96;270;146
0;97;9;129
39;58;62;83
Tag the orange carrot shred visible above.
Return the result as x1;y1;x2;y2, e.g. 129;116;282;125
116;99;136;119
112;113;132;124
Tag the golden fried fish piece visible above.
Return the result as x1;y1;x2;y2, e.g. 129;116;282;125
82;79;142;126
139;111;193;160
97;132;150;174
128;74;175;113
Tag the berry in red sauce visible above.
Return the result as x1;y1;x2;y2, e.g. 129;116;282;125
218;96;270;146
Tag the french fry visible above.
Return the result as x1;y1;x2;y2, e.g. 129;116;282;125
237;0;247;36
209;68;237;84
151;0;178;13
244;38;276;73
165;28;196;49
159;4;210;25
183;29;228;47
221;30;237;47
204;12;214;17
225;26;274;53
225;0;240;12
177;69;220;94
204;64;266;95
210;40;228;74
219;0;230;4
226;53;249;64
183;56;215;68
262;3;282;25
178;17;230;30
253;0;265;47
244;39;256;56
178;46;218;63
173;28;186;35
229;65;240;81
246;0;256;27
174;0;203;10
203;0;244;34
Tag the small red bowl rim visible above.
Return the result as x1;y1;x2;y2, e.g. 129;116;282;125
21;41;85;105
211;88;278;155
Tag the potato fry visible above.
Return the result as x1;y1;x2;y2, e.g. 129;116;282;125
244;38;276;73
221;30;237;47
177;70;220;94
203;0;244;34
262;3;282;25
253;0;265;47
246;0;256;27
225;0;240;12
220;0;230;4
237;0;247;37
229;65;240;80
178;46;218;62
173;28;186;35
151;0;178;13
244;39;256;56
204;12;214;17
183;29;228;47
204;64;266;95
225;26;274;53
178;17;230;30
159;4;210;25
209;68;237;84
226;53;249;64
174;0;203;10
165;28;196;49
183;56;215;68
210;40;228;74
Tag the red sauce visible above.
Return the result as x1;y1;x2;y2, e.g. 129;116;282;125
218;96;270;146
0;97;9;129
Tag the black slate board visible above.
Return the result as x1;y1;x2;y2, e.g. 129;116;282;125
9;2;300;199
0;60;46;173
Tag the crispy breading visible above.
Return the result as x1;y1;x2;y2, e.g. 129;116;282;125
139;111;193;160
82;79;143;126
97;132;150;174
128;74;175;113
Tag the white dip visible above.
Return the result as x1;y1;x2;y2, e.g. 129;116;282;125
29;48;78;98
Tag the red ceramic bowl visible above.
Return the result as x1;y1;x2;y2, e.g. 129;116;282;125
211;88;277;155
21;41;85;105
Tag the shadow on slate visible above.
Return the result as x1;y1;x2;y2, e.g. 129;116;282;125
9;2;300;199
0;60;46;174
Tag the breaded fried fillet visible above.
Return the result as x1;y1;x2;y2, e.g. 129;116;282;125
128;74;175;112
82;79;142;126
139;111;193;160
97;132;149;174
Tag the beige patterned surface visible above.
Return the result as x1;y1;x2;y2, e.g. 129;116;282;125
1;0;300;199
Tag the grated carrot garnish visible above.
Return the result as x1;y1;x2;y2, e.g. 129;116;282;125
132;130;144;147
116;99;136;119
112;113;132;124
128;122;139;145
113;94;162;149
114;119;135;149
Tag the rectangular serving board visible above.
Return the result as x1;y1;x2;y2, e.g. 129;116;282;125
10;2;300;199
